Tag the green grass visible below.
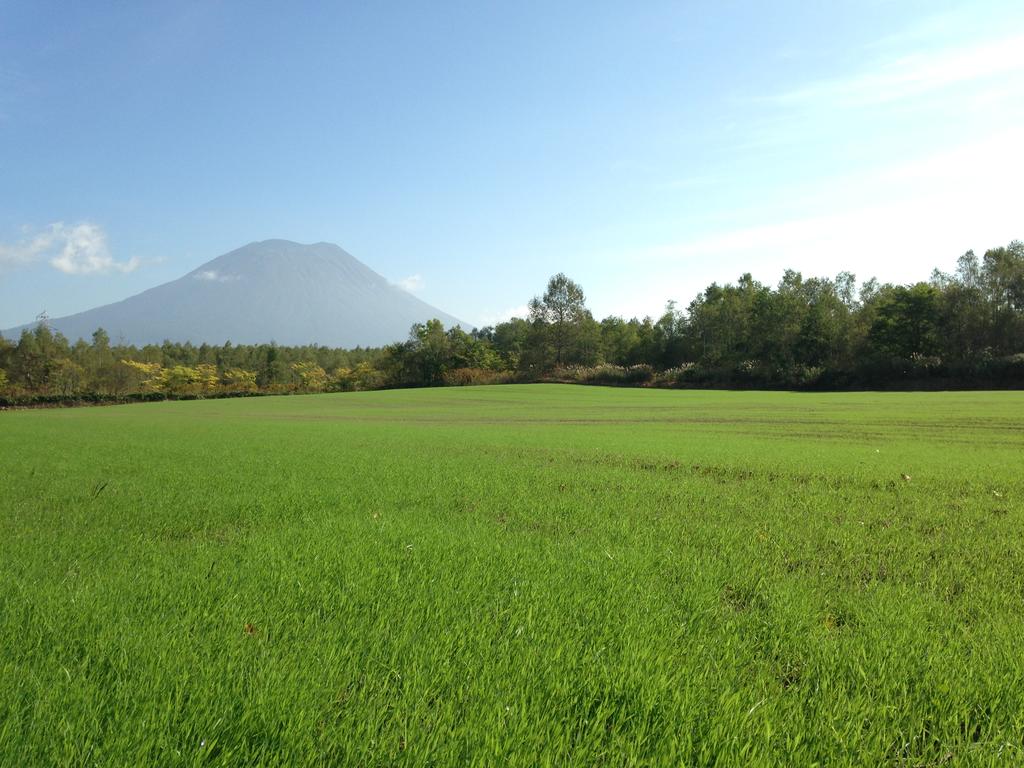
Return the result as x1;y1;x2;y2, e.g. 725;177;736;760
2;385;1023;766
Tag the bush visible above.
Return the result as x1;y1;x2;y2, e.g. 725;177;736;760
332;362;386;391
442;368;515;386
985;353;1024;385
791;365;825;388
910;353;944;375
555;364;654;385
653;363;701;386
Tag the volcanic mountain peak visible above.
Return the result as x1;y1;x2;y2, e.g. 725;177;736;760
4;240;465;347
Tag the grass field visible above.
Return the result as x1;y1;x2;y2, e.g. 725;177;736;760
2;384;1023;766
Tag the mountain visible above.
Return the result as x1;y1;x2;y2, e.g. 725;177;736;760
3;240;466;347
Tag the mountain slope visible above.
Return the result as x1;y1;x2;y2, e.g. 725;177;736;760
3;240;466;347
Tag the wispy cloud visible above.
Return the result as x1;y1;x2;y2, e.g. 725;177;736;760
0;222;139;275
396;274;424;293
773;33;1024;108
476;304;530;327
656;175;720;191
615;129;1023;294
193;269;238;283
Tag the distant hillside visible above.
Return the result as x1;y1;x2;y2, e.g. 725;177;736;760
3;240;466;347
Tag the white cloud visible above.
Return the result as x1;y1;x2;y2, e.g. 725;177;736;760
774;33;1024;108
590;129;1024;318
476;304;531;327
193;269;238;283
396;274;424;292
0;238;39;269
0;222;139;275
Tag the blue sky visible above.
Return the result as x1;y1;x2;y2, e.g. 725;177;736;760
2;1;1023;331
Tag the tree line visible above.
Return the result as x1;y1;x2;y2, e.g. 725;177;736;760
2;240;1021;403
0;329;386;402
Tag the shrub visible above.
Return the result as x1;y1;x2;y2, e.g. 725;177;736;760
792;365;825;388
442;367;514;386
291;362;328;392
910;353;944;374
333;362;386;391
221;368;258;392
654;363;700;386
556;364;654;385
982;354;1024;386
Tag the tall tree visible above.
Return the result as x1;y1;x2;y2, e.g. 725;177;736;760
528;273;589;367
868;283;942;360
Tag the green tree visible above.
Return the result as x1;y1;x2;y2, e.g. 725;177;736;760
412;319;451;385
51;359;86;396
981;241;1024;353
381;319;453;386
599;317;642;365
528;273;593;368
931;252;988;362
653;302;689;367
796;276;855;370
868;283;942;360
12;328;49;391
